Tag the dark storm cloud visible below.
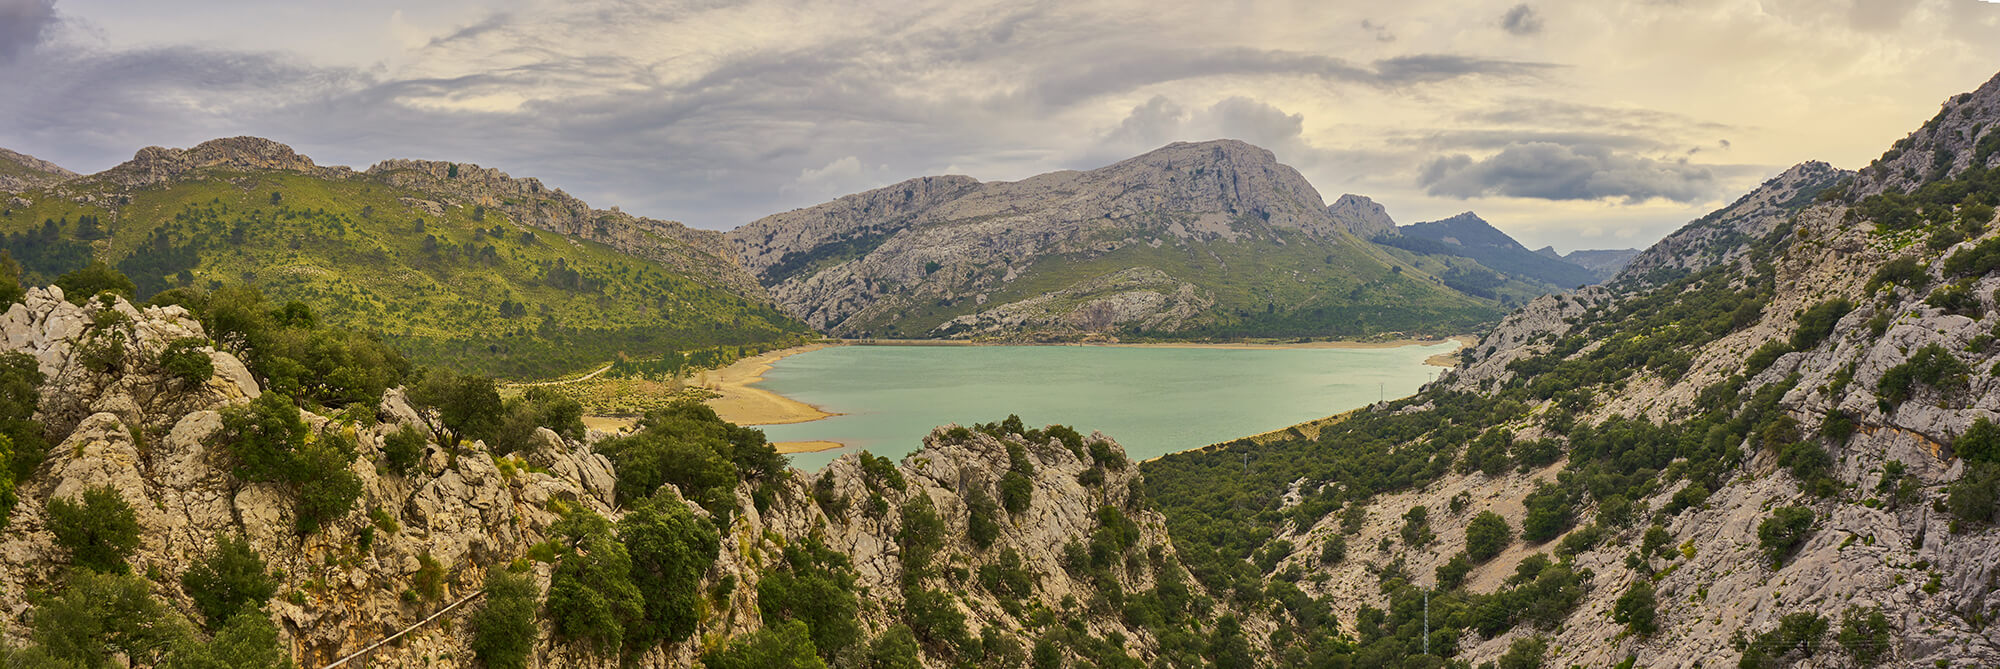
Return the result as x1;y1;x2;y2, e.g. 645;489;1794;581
0;0;56;64
1418;142;1718;203
1500;4;1543;35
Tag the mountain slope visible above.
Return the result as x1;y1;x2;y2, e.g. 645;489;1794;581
0;148;75;193
0;137;810;378
1556;247;1640;281
1145;69;2000;667
730;140;1504;341
1383;212;1599;289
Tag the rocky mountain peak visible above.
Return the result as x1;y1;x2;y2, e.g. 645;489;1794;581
0;148;77;192
96;135;342;189
1326;193;1398;238
1077;139;1339;236
1851;69;2000;197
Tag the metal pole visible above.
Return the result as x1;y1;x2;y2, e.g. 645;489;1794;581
1423;589;1430;656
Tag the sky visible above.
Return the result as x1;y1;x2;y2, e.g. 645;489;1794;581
3;1;1999;252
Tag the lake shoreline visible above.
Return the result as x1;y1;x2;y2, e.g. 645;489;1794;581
708;335;1471;447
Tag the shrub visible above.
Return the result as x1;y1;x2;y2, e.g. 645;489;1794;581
1319;536;1347;565
1496;635;1547;669
1865;256;1929;293
1736;611;1827;668
1520;482;1576;543
1954;417;2000;463
1435;553;1472;590
180;534;277;629
1744;341;1793;377
1398;506;1433;547
1612;580;1658;636
1788;299;1852;350
1757;506;1816;567
1000;471;1033;514
967;487;1001;550
618;492;721;647
29;569;187;667
46;485;142;574
758;535;862;659
1948;462;2000;523
1877;343;1970;407
546;510;643;655
1465;511;1512;563
157;338;214;387
380;423;426;475
1835;606;1892;666
470;569;538;669
700;620;827;669
53;261;135;306
406;368;504;447
159;607;288;669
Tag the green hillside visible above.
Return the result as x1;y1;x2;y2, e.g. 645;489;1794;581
0;169;812;379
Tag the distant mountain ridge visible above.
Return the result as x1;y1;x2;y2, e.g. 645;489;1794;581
0;148;75;193
0;137;809;377
729;139;1510;340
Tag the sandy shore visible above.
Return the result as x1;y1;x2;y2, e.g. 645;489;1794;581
775;440;845;454
690;342;841;426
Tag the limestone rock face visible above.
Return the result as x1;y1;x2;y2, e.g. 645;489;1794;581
0;147;76;192
1326;193;1398;238
728;139;1434;339
95;136;349;189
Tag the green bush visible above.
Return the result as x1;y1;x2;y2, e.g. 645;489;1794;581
1736;611;1827;668
1865;256;1929;293
159;607;289;669
180;534;276;630
1520;482;1576;543
1465;511;1512;563
1948;461;2000;523
1496;635;1546;669
157;338;214;387
29;569;189;667
0;351;45;510
1612;580;1658;636
596;402;781;521
758;535;861;659
967;487;1001;550
1398;506;1433;547
1434;553;1472;590
1744;341;1793;377
619;492;721;648
1788;299;1852;350
700;620;826;669
1835;606;1891;666
53;261;135;306
1877;343;1970;407
470;569;538;669
380;423;426;476
217;390;369;534
1757;506;1816;567
546;509;643;655
46;485;142;574
1954;418;2000;463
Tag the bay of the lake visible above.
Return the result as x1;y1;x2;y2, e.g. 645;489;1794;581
755;342;1456;470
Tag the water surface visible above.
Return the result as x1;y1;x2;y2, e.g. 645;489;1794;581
758;343;1452;470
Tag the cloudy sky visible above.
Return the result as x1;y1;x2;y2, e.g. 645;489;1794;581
3;0;1999;251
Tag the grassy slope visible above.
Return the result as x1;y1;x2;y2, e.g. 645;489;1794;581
845;221;1503;339
1;170;812;379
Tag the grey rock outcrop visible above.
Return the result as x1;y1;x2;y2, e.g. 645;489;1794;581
1326;193;1398;238
0;148;76;192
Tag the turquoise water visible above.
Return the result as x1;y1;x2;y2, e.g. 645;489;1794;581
755;343;1454;470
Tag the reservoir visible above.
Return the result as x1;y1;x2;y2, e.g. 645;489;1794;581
753;342;1456;470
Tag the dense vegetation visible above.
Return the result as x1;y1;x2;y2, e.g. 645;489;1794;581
1;169;811;378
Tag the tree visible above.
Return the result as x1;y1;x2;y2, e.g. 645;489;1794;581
53;261;135;305
700;620;827;669
159;608;289;669
30;569;190;667
546;510;643;655
864;625;924;669
180;534;277;630
1496;635;1546;669
1836;606;1892;666
1465;511;1512;563
757;535;861;659
0;351;45;519
217;393;362;534
46;485;143;574
406;369;504;447
1399;505;1433;547
470;569;538;669
157;338;215;387
1757;506;1816;567
380;423;426;476
1613;580;1658;636
618;492;721;648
